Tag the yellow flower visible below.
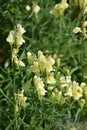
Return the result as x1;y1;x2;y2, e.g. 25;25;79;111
12;48;19;54
61;0;69;9
31;62;40;74
50;5;58;15
47;86;54;90
59;76;71;88
80;82;86;87
16;36;25;46
13;56;25;67
6;31;15;43
64;88;73;97
17;24;26;35
50;0;68;17
73;91;82;100
15;90;27;107
83;21;87;27
33;4;40;14
27;52;32;58
72;81;82;92
47;56;55;65
12;48;19;62
34;75;44;90
18;60;25;67
13;55;19;64
38;54;46;65
38;87;47;96
46;64;54;73
78;99;85;109
73;27;82;34
38;54;47;72
26;5;31;11
47;73;56;84
56;91;64;105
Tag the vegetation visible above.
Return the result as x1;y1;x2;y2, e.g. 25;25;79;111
0;0;87;129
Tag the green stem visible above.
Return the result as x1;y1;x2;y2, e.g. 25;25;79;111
80;38;84;80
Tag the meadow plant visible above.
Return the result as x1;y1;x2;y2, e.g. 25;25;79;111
5;24;87;129
50;0;69;17
1;0;87;129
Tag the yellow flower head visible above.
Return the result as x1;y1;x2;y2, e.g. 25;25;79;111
31;62;40;74
6;31;15;43
47;56;55;65
73;27;82;34
27;52;32;58
26;5;31;11
33;4;40;14
47;73;56;84
73;91;82;100
34;75;44;90
17;24;26;36
65;88;73;97
38;87;47;96
18;60;25;67
16;36;25;46
14;90;27;107
46;64;54;73
50;0;68;17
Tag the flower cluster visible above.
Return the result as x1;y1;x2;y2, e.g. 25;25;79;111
14;90;27;113
27;50;56;100
6;24;26;67
26;50;87;109
6;24;87;111
25;2;40;20
26;3;40;14
25;1;69;19
50;0;69;17
48;73;87;110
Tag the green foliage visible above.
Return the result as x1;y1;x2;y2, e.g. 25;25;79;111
1;0;87;130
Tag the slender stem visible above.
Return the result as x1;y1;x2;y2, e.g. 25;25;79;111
80;38;84;80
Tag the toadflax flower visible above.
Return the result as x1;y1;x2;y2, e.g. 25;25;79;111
26;5;31;11
33;4;40;14
73;91;82;100
31;62;40;74
17;24;26;36
16;36;25;46
47;73;56;84
50;0;68;17
73;27;82;34
6;31;15;43
6;24;26;48
34;75;47;98
37;87;47;96
64;88;73;97
34;75;44;90
27;52;32;58
83;21;87;27
14;89;27;108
